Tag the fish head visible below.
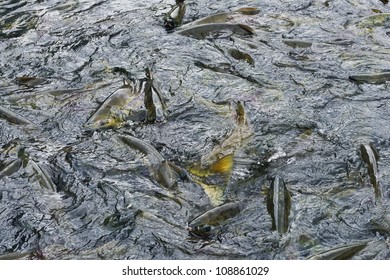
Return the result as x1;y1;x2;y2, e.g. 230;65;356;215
187;224;214;239
164;17;177;30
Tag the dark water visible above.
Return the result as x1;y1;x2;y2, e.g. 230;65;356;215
1;0;390;259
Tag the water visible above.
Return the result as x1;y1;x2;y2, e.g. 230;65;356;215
1;0;390;259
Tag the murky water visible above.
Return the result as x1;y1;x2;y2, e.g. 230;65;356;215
1;0;390;259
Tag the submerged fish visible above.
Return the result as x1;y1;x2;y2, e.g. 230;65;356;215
360;143;381;198
144;69;156;122
307;241;368;260
349;72;390;84
0;105;35;126
199;101;252;168
266;176;291;234
177;23;254;39
143;68;167;122
164;0;186;30
187;153;234;206
282;39;313;48
188;101;252;198
228;49;254;65
235;100;247;126
0;158;22;178
16;76;47;87
182;7;260;27
85;79;143;129
116;134;176;189
189;201;241;227
29;159;57;192
0;249;36;260
188;201;241;238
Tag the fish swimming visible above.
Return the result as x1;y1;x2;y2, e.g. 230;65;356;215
189;201;241;228
143;68;167;122
307;241;368;260
177;23;254;39
266;176;291;234
188;201;241;238
164;0;186;30
85;79;143;129
360;143;381;198
0;105;35;126
349;72;390;84
180;7;260;27
116;134;176;189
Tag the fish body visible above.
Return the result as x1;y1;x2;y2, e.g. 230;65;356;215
144;68;168;122
349;72;390;84
16;76;47;87
188;101;251;181
308;241;368;260
360;143;381;198
266;176;291;234
0;105;35;126
188;201;241;228
164;1;186;30
177;23;254;39
29;159;57;192
86;79;143;128
181;7;260;27
117;134;176;189
228;49;254;65
282;39;313;48
0;158;22;178
144;71;157;122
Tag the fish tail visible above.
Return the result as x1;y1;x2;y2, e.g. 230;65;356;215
209;154;234;174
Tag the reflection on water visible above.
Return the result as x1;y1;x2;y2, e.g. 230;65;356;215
1;0;390;259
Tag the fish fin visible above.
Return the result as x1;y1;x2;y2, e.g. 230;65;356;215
209;154;234;174
194;179;225;206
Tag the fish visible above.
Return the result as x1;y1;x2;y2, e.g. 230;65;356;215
282;39;313;48
0;249;36;260
187;101;252;203
177;23;254;39
349;72;390;84
181;7;260;27
235;100;247;126
116;134;177;189
144;70;157;122
85;79;143;128
360;143;381;198
307;241;368;260
29;159;57;192
0;158;22;178
0;105;35;126
199;101;252;168
164;0;186;30
228;49;254;65
16;76;47;87
266;176;291;234
187;154;233;205
143;68;167;122
188;101;251;178
188;201;241;228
